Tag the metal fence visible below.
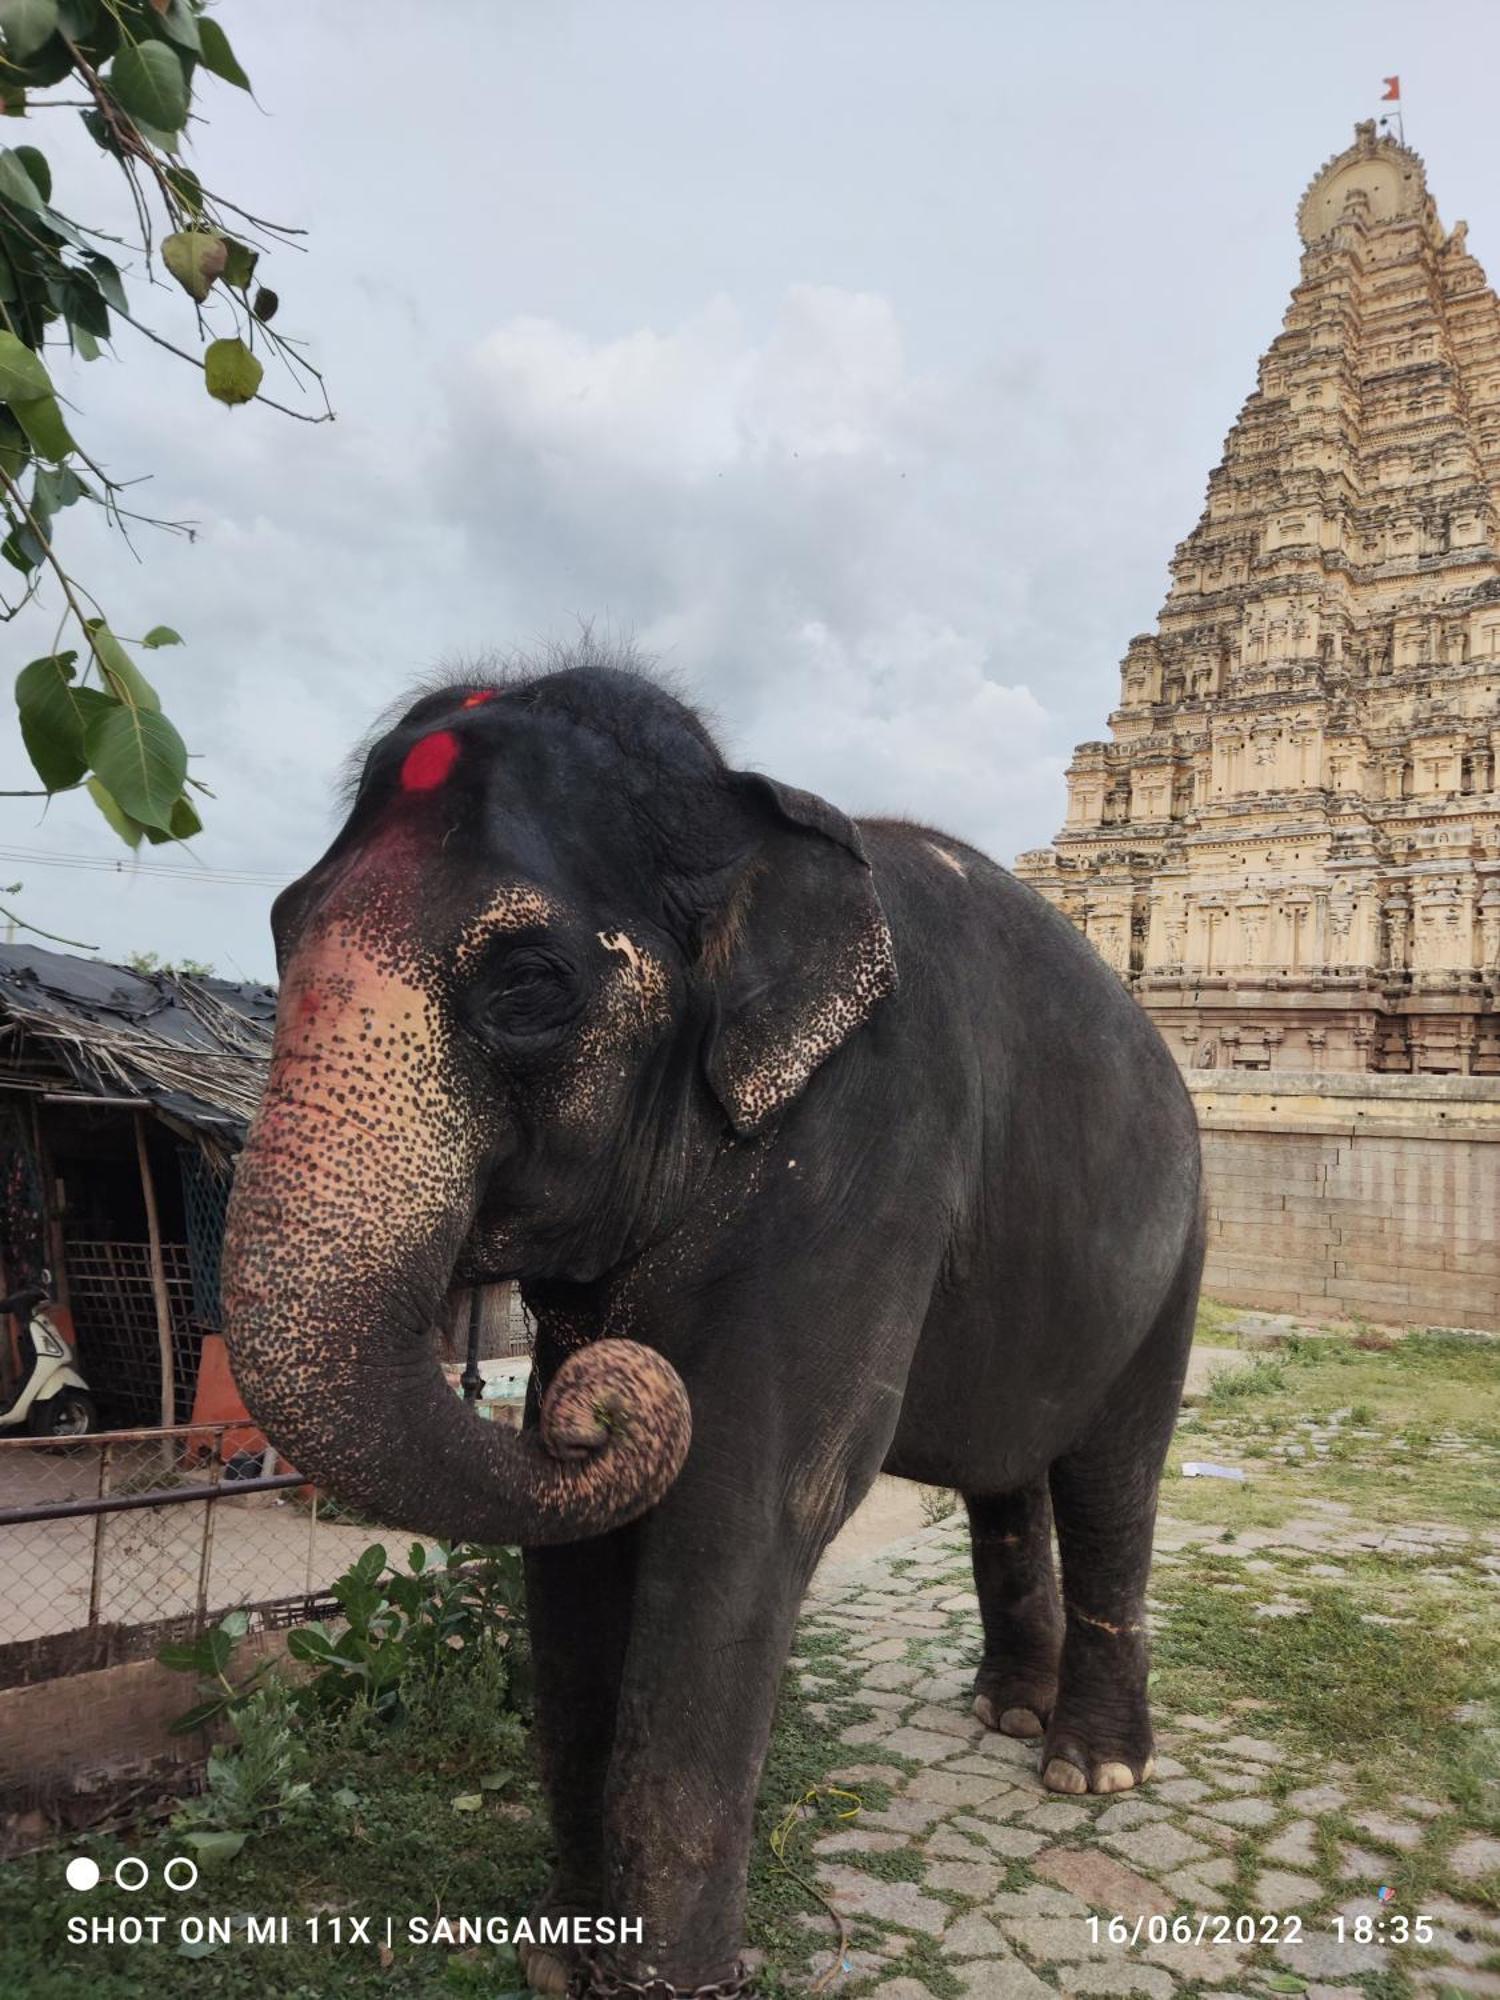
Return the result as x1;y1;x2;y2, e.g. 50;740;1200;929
0;1423;393;1684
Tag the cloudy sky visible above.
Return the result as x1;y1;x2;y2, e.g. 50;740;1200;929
3;1;1496;982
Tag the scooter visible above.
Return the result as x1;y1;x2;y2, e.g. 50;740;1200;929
0;1279;97;1437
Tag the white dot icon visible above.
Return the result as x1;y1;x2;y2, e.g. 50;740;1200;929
65;1856;100;1892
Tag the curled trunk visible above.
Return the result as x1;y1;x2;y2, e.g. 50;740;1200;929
221;924;690;1546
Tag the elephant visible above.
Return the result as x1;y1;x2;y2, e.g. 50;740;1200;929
222;649;1204;1999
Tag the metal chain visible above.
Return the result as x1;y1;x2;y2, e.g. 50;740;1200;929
568;1950;754;2000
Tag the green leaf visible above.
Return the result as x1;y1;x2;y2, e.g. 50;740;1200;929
181;1830;246;1863
0;407;27;480
141;624;182;648
86;775;145;848
218;1608;250;1640
161;228;226;302
450;1793;484;1813
32;461;81;514
1;521;45;570
197;15;249;90
156;1637;212;1673
251;285;278;324
10;391;72;461
15;650;112;790
63;272;109;339
3;29;66;83
163;161;202;213
202;1622;233;1676
220;237;257;291
71;323;99;362
11;142;49;202
0;0;59;61
166;1695;231;1735
141;792;201;842
108;40;189;135
83;251;127;313
0;84;26;116
85;619;160;711
0;327;51;402
203;335;262;406
0;146;46;216
86;702;186;831
286;1628;337;1665
156;0;199;54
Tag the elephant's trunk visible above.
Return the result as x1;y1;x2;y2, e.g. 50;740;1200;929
220;916;690;1547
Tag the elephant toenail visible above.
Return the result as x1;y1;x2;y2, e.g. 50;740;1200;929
1042;1756;1089;1794
524;1950;571;1996
1093;1760;1138;1793
1000;1705;1044;1738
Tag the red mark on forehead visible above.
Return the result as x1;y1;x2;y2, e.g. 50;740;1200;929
461;689;497;708
401;730;460;792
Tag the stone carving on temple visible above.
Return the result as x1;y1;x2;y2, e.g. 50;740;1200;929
1017;123;1500;1075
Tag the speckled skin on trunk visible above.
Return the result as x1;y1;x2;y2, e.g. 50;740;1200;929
220;651;1204;1996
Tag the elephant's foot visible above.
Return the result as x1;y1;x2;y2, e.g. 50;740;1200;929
520;1890;596;1997
972;1670;1057;1740
1039;1706;1155;1795
520;1942;572;1997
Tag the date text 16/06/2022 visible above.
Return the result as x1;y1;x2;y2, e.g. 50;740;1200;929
1091;1914;1438;1949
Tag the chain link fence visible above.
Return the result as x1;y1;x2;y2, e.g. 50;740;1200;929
0;1378;529;1686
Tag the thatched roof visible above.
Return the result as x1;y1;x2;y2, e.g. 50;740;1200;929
0;945;274;1145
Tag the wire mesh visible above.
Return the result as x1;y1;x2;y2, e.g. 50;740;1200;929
0;1427;380;1668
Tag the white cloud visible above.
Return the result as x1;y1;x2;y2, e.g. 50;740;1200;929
445;284;1067;858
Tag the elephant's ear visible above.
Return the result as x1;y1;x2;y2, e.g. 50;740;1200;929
700;773;897;1136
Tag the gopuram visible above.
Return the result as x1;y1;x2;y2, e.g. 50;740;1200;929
1017;123;1500;1075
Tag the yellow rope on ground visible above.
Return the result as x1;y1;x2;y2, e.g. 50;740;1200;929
766;1785;863;1993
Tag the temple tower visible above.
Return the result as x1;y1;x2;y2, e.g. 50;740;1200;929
1017;123;1500;1075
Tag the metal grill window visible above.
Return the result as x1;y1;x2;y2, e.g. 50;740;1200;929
63;1238;200;1429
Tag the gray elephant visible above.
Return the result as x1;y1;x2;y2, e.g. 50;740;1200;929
222;652;1203;1997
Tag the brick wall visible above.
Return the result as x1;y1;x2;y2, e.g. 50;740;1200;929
1187;1072;1500;1330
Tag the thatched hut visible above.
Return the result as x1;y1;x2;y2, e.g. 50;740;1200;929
0;944;530;1435
0;945;275;1429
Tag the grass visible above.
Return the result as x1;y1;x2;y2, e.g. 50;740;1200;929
4;1316;1497;1989
1157;1316;1500;1925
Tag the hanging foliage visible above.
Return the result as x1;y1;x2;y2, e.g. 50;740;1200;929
0;0;330;848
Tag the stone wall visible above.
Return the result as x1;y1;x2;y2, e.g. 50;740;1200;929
1188;1071;1500;1329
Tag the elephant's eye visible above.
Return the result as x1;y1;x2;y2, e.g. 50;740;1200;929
476;945;582;1047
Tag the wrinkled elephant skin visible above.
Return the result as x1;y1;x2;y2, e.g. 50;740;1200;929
221;654;1203;1995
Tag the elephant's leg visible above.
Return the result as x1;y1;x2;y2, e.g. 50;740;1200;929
966;1482;1063;1739
599;1522;816;1991
521;1528;638;1995
1041;1255;1196;1796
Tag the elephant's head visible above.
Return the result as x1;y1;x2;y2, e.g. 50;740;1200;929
222;658;896;1546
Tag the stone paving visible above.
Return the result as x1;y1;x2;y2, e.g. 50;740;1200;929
767;1386;1500;2000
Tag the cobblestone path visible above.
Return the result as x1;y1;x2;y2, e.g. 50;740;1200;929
762;1363;1500;2000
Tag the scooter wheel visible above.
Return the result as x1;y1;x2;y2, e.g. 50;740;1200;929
27;1389;96;1439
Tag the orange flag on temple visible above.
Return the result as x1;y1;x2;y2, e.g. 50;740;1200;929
1382;76;1401;100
